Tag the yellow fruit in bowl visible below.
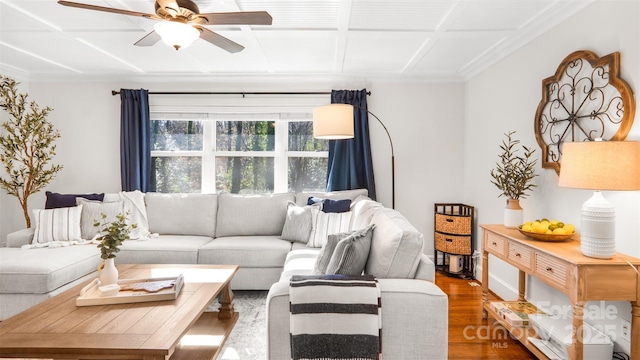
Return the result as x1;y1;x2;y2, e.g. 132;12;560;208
521;224;533;232
564;224;575;234
552;227;566;235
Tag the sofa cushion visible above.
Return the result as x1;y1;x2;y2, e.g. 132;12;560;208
32;205;83;244
279;249;321;282
351;199;384;230
198;236;292;267
365;209;424;279
45;191;104;209
216;193;294;237
145;193;217;237
116;235;213;264
294;189;369;206
326;224;375;275
280;201;316;243
0;246;100;294
307;208;352;248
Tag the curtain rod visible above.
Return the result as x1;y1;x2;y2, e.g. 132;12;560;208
111;90;371;97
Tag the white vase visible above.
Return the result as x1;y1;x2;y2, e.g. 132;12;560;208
100;258;119;286
504;199;523;228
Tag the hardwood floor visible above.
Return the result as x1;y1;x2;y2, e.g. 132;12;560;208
436;272;536;359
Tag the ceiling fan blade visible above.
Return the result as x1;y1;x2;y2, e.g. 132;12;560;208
196;26;244;53
134;31;161;47
198;11;272;25
58;1;157;19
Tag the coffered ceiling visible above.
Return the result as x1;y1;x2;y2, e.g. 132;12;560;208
0;0;593;83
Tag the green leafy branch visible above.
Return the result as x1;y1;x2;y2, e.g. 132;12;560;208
94;212;137;260
490;131;538;200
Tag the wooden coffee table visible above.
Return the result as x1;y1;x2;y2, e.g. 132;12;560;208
0;264;239;360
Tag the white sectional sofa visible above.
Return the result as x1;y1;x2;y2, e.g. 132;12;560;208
1;189;448;359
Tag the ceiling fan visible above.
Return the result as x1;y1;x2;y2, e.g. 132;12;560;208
58;0;272;51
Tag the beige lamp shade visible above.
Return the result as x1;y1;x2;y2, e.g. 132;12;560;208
312;104;355;139
559;141;640;191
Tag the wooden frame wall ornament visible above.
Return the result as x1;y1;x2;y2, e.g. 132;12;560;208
534;50;636;174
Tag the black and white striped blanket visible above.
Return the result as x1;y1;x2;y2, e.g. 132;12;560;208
289;274;381;360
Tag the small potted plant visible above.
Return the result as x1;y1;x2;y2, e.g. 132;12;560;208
94;212;137;286
490;131;538;228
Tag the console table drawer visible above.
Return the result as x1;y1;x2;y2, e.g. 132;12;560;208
435;232;472;255
535;253;569;288
508;242;532;270
485;232;506;256
435;213;471;235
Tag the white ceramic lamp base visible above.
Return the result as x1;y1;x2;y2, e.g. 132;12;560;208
580;191;616;259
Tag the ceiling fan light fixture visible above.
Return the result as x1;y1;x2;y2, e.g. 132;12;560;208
153;21;200;50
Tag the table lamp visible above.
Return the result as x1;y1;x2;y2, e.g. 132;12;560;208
558;140;640;259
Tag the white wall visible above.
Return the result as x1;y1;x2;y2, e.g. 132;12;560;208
464;0;639;353
0;80;465;257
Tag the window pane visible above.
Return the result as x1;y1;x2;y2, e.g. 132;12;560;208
288;157;328;192
216;121;275;151
151;157;201;193
216;157;275;193
288;121;328;151
151;120;203;151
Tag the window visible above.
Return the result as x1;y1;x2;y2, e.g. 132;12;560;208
150;112;328;194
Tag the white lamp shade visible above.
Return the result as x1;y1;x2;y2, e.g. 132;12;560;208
559;141;640;190
153;21;200;50
558;140;640;259
312;104;355;139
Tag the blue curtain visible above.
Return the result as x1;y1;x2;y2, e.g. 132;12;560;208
120;89;151;192
326;89;377;200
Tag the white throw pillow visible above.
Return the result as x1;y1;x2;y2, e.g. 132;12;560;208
76;198;124;240
32;205;83;244
307;208;352;248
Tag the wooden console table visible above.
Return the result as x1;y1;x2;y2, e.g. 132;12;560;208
480;224;640;360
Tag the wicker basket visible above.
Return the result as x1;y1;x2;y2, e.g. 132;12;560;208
434;232;472;255
435;213;472;235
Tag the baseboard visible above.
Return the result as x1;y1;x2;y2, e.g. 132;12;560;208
487;272;518;300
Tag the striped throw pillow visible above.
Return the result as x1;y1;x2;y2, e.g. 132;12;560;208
32;205;83;244
307;208;352;248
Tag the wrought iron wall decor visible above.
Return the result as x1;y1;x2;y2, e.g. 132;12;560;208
534;50;635;174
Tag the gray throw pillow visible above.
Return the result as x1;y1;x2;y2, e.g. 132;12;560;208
280;201;316;243
313;232;343;274
76;198;124;240
325;224;376;276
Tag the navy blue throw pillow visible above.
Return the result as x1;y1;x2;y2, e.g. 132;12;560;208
45;191;105;209
307;196;352;213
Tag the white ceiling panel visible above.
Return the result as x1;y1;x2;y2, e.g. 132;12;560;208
343;31;428;73
411;35;505;75
349;0;456;31
449;1;555;31
0;0;595;82
258;32;336;72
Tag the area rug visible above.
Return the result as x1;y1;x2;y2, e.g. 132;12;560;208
208;290;268;360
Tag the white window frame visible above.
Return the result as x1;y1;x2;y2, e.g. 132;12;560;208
149;109;328;193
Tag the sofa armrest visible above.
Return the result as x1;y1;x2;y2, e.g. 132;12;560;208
414;253;436;282
6;228;34;248
267;278;448;360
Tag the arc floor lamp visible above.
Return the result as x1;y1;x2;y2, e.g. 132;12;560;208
312;104;396;209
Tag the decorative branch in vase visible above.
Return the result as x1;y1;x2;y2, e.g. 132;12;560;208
490;131;538;228
94;211;137;286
